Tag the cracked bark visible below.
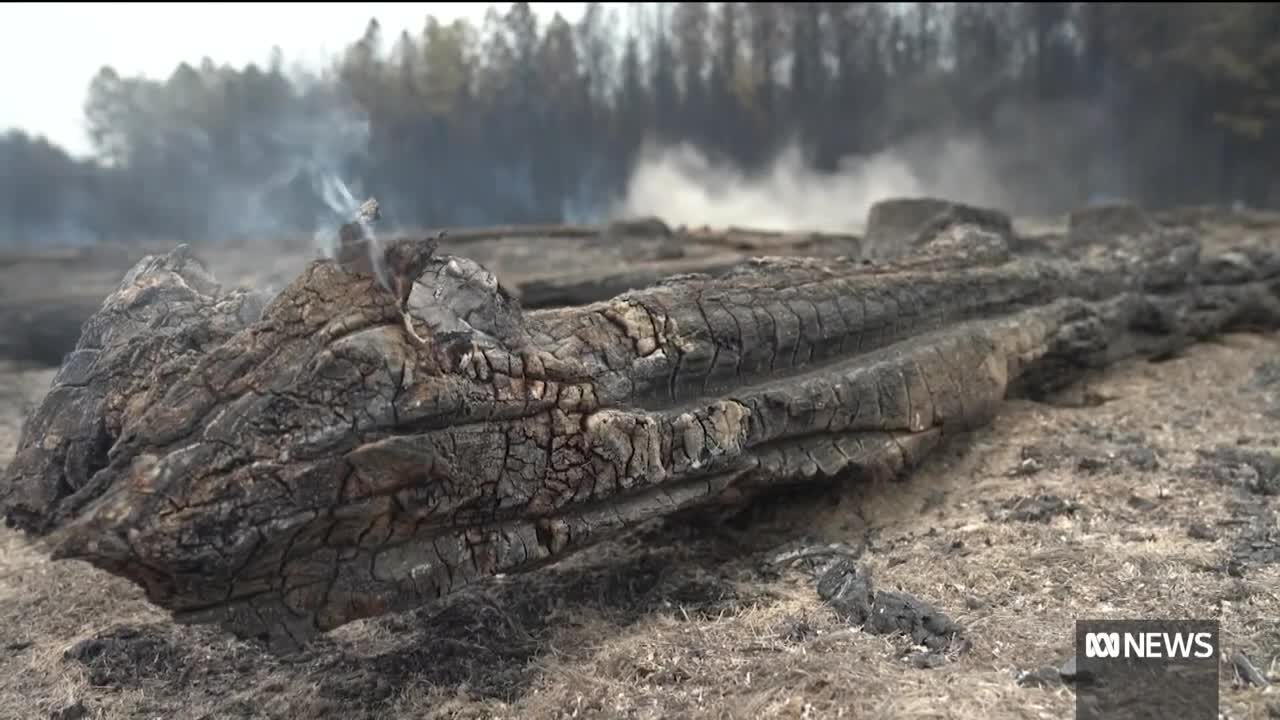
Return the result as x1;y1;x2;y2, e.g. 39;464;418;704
2;208;1279;654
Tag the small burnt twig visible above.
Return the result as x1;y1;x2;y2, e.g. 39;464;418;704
357;198;380;225
401;311;430;347
1231;650;1270;688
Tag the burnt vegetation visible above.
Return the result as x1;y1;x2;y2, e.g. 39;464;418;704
3;2;1280;247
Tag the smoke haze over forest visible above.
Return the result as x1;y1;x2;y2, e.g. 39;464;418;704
2;2;1278;248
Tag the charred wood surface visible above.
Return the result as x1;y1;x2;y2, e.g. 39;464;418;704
2;203;1279;654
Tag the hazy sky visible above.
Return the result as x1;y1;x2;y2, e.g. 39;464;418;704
0;2;589;159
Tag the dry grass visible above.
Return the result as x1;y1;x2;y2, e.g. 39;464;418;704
2;331;1280;719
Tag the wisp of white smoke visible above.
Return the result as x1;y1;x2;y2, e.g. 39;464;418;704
311;167;362;257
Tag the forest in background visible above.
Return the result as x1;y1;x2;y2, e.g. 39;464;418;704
2;2;1279;247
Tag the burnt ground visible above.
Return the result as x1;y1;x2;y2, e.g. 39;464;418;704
3;228;1280;718
3;338;1279;718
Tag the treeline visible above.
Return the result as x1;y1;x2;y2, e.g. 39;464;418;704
2;2;1279;247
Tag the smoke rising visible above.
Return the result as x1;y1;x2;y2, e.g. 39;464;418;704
613;138;1004;232
237;89;375;256
613;98;1134;234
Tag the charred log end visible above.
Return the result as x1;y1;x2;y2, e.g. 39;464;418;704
605;216;672;240
1067;201;1160;245
0;244;242;535
864;197;1013;261
1;198;554;650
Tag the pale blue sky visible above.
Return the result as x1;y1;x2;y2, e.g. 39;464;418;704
0;2;590;158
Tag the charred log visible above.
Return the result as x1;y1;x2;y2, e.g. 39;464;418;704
2;199;1278;655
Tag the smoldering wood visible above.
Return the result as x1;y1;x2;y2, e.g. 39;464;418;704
2;198;1278;656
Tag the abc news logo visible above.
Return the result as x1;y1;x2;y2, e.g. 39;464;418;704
1075;621;1219;720
1083;629;1216;660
